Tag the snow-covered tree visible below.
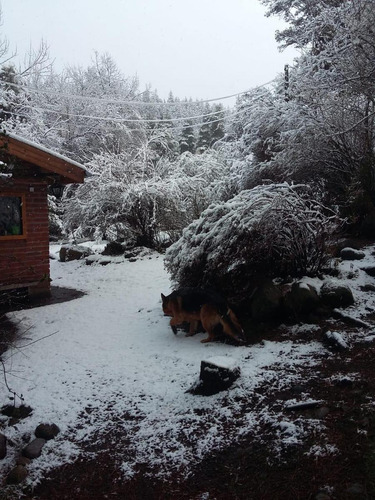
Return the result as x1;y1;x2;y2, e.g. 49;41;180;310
179;120;196;154
225;0;375;226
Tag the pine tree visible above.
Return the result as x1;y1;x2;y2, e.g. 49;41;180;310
196;105;212;153
209;104;225;146
179;120;196;153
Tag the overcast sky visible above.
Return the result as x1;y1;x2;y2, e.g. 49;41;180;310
1;0;297;103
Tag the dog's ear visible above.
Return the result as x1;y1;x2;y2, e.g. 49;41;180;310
161;293;166;300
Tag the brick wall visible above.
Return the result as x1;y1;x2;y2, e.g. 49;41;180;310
0;180;50;296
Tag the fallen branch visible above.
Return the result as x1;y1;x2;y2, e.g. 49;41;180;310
332;309;371;329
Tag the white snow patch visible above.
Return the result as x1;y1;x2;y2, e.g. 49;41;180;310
202;356;238;370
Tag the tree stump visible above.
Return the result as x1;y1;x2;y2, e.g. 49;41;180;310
187;356;241;396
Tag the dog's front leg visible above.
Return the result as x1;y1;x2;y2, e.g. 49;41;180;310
169;317;179;334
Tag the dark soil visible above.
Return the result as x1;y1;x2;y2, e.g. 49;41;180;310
0;286;85;315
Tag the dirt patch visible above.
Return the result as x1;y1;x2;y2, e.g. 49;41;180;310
0;286;85;314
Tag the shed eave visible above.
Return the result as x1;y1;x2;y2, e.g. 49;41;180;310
0;132;87;184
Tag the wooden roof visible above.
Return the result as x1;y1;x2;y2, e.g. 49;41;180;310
0;133;86;184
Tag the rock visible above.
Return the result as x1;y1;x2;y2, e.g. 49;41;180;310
6;465;28;484
59;245;93;262
335;239;363;254
320;281;354;309
85;255;113;266
340;247;365;260
361;266;375;277
250;279;282;321
187;357;240;396
16;455;31;466
102;241;125;256
283;282;320;317
22;437;46;459
0;433;6;459
35;423;60;440
323;330;349;351
360;283;375;292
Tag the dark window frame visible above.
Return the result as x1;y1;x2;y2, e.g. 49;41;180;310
0;193;27;241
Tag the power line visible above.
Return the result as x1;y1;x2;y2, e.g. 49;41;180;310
0;78;275;108
2;85;273;134
3;106;249;134
4;84;273;126
11;102;229;123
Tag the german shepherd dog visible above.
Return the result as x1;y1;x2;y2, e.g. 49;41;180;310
161;287;245;343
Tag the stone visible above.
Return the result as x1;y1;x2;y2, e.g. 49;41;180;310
35;423;60;440
250;279;282;321
340;247;365;261
320;281;354;309
283;282;320;317
59;245;93;262
361;266;375;277
102;241;125;256
323;330;349;351
360;283;375;292
16;455;31;466
22;437;46;459
187;357;240;396
6;465;28;484
0;433;6;459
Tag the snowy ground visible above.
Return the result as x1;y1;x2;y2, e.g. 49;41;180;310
1;242;375;491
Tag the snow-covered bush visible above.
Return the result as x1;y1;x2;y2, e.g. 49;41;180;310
63;148;237;247
165;183;339;303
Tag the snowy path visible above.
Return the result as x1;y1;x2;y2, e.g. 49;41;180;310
1;250;324;485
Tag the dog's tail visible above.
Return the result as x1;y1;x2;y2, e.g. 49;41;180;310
220;308;246;343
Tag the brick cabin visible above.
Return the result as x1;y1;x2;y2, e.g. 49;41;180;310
0;133;86;298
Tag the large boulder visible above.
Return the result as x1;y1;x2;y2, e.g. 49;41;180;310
320;281;354;309
101;241;125;256
283;282;320;318
22;438;46;459
340;247;365;261
361;266;375;278
35;423;60;440
6;465;28;485
59;245;93;262
249;279;283;321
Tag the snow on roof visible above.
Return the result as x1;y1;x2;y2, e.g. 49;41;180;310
1;132;90;176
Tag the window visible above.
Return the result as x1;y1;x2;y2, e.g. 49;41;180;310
0;195;26;240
